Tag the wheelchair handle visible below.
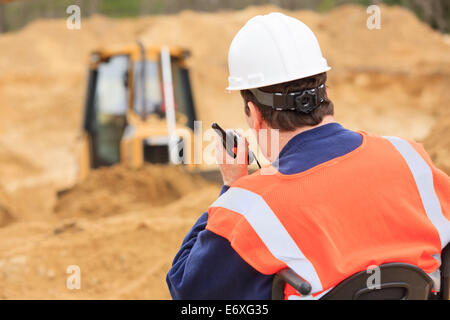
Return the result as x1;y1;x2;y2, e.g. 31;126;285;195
278;268;312;296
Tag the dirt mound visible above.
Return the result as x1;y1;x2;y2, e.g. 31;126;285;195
318;5;450;74
0;184;220;299
0;164;220;299
424;116;450;175
55;165;210;217
55;165;213;219
0;143;42;185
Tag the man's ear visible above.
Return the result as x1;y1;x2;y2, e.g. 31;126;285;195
247;101;264;131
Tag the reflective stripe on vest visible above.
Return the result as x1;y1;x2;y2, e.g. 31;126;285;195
384;136;450;249
209;187;323;293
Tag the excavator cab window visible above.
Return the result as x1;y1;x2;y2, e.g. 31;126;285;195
84;55;129;168
131;55;196;130
172;61;197;130
133;60;163;117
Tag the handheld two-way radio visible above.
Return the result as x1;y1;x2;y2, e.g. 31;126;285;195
212;123;261;169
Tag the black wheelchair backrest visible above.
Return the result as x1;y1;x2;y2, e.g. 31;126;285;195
321;263;433;300
272;244;450;300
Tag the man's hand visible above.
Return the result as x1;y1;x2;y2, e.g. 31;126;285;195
216;131;249;186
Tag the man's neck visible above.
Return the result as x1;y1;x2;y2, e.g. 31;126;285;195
276;115;336;159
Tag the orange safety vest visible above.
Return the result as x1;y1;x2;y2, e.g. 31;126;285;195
206;132;450;299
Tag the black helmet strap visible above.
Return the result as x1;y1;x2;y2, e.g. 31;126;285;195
249;84;327;114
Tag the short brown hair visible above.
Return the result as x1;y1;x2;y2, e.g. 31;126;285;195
240;72;334;132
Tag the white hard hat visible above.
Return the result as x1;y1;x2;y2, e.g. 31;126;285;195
227;12;331;91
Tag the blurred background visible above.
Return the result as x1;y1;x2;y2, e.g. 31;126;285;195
1;0;449;33
0;0;448;299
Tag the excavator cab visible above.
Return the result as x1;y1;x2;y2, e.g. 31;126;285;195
78;44;197;180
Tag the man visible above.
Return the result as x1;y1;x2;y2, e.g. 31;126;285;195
166;12;450;299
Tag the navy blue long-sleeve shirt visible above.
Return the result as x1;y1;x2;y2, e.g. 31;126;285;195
166;123;363;299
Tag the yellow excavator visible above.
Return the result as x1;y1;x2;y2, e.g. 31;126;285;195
78;43;198;181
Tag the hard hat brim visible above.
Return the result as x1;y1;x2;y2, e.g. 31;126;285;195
226;67;331;91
